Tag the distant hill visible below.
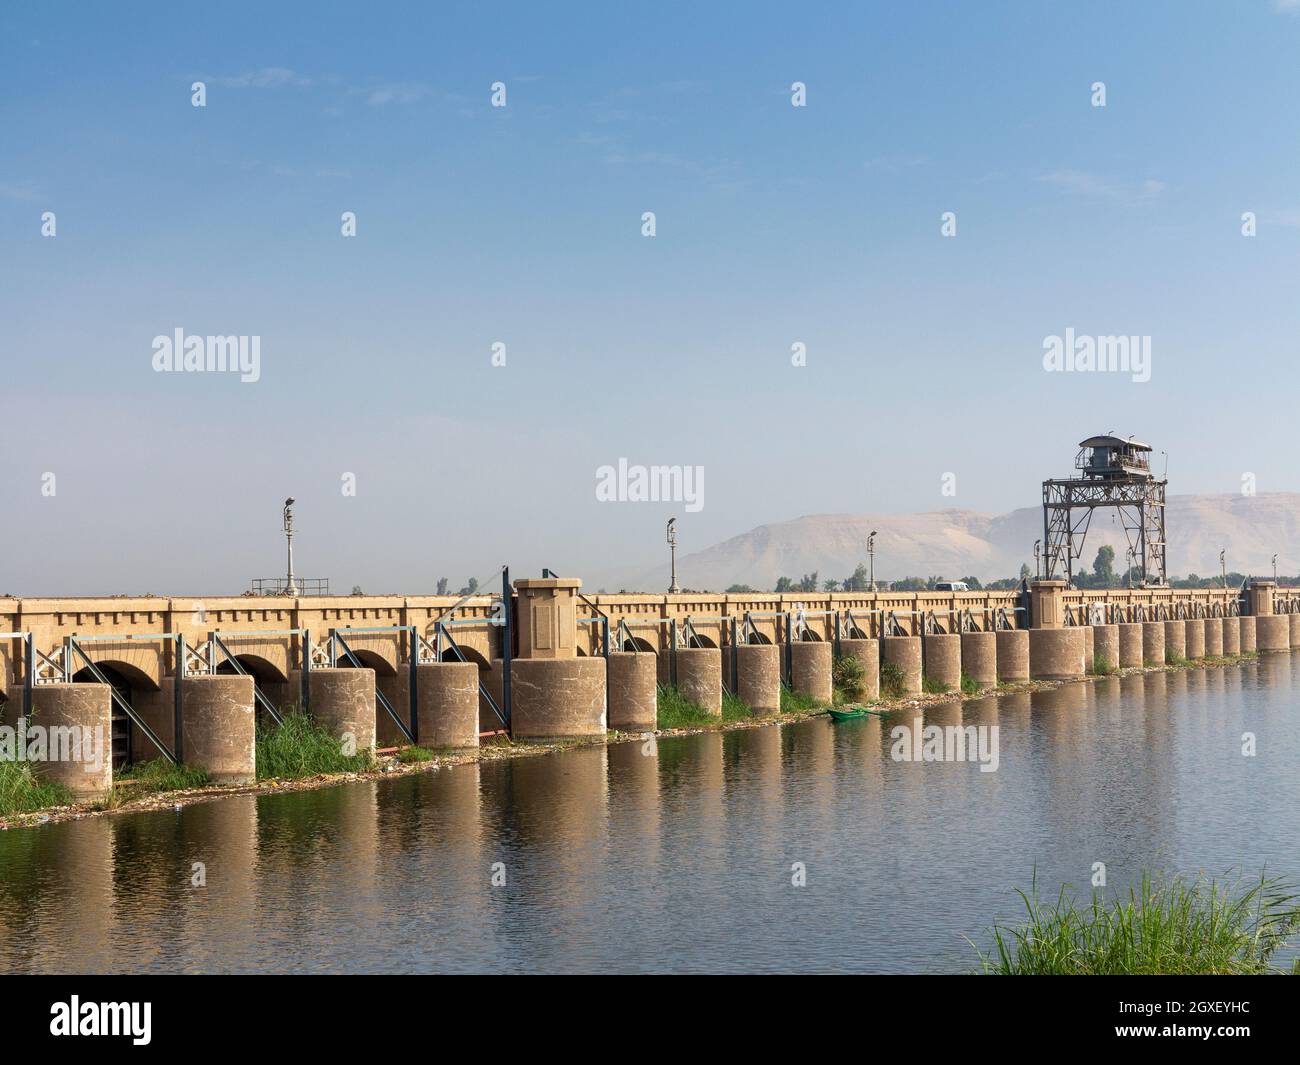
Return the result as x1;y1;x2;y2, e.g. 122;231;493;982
613;494;1300;593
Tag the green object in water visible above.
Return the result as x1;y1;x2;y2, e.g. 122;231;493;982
828;706;883;722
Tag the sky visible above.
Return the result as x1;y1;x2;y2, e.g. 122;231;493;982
3;1;1300;596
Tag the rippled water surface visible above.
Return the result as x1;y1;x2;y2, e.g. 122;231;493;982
2;656;1298;973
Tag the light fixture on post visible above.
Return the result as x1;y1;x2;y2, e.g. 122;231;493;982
666;517;680;594
867;530;877;592
283;497;298;596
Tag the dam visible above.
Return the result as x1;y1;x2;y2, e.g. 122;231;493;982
2;573;1298;791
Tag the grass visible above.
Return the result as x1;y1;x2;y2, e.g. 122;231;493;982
831;654;866;704
1165;652;1193;667
655;685;716;729
972;870;1300;975
922;675;950;694
396;745;435;763
879;661;907;699
256;711;375;780
960;673;982;695
721;690;753;722
0;759;73;817
779;686;822;714
1091;654;1118;675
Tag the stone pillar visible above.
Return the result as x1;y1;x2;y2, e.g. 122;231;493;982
676;646;722;716
922;633;961;691
182;674;255;783
881;636;922;695
1028;628;1085;679
1222;618;1241;655
606;652;657;731
514;577;581;658
1247;580;1276;616
1091;625;1119;672
791;641;832;703
837;638;879;701
4;683;112;798
995;629;1029;682
1163;620;1186;663
510;658;607;738
1142;622;1166;667
1081;625;1094;670
1118;623;1144;669
1255;615;1290;653
1184;618;1205;659
1203;618;1224;658
1029;579;1068;628
960;631;997;688
416;662;480;749
735;644;781;714
308;667;376;753
1290;613;1300;649
1239;616;1257;653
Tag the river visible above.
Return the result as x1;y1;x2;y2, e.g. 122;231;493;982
2;655;1297;973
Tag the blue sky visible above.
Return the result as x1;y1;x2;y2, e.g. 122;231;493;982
3;1;1300;594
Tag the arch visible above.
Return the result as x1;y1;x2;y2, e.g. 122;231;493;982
215;653;287;685
744;631;773;645
438;644;489;672
620;636;657;653
797;630;823;642
687;633;717;648
333;647;396;678
845;626;869;640
72;658;159;693
70;661;151;771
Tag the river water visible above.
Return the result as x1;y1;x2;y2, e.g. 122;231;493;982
2;655;1298;974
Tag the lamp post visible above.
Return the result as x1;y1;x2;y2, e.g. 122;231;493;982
867;530;877;592
1126;547;1134;590
1273;554;1278;583
1220;549;1227;590
1033;539;1041;580
666;517;680;594
283;497;297;596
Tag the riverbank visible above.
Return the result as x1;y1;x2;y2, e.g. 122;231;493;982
0;648;1264;831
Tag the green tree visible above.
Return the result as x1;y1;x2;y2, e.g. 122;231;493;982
1093;546;1115;587
823;578;840;591
774;576;794;593
436;577;449;595
797;571;819;593
843;563;871;592
1019;563;1031;581
726;584;756;593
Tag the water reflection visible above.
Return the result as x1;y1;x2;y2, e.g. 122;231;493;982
2;658;1297;973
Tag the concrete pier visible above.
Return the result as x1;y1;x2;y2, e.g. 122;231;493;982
1256;615;1290;653
1142;622;1166;667
837;638;880;700
1203;618;1223;658
182;674;256;783
995;629;1029;682
791;641;833;703
1222;618;1241;655
675;647;722;716
1164;620;1186;662
3;682;113;797
1239;616;1257;653
735;644;781;714
416;661;480;749
1290;613;1300;649
922;633;962;691
606;651;658;731
307;667;376;753
1185;618;1205;659
1081;625;1094;670
1028;628;1085;680
510;658;607;738
1091;625;1119;673
1117;623;1144;669
959;632;997;688
881;636;922;694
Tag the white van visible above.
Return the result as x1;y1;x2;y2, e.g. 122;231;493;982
933;580;969;592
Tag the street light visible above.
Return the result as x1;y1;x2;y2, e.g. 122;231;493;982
1219;549;1227;590
1273;554;1279;583
283;497;297;596
666;517;680;594
1033;539;1041;580
867;530;877;592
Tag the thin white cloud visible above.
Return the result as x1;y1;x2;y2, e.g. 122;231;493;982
0;180;42;201
210;67;312;89
1038;169;1166;204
